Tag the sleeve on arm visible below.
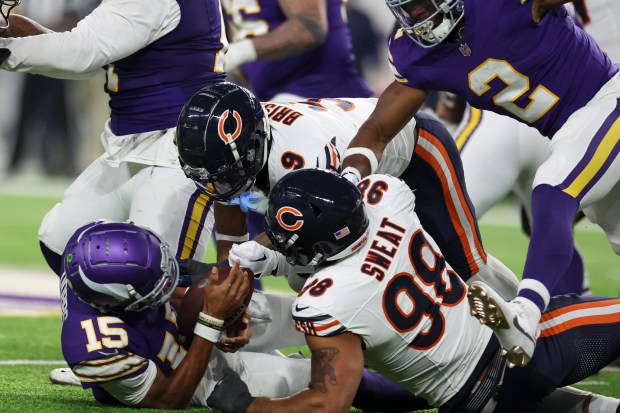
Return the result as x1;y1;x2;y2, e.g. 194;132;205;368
97;359;158;406
0;0;180;79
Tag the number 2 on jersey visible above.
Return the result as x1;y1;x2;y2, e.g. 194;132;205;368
468;58;559;123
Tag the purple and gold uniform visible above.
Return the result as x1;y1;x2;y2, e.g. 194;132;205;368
389;2;616;138
108;0;226;136
1;0;229;267
60;272;186;405
389;0;620;325
224;0;373;100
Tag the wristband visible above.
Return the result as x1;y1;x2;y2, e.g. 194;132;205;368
198;312;225;330
194;323;222;343
341;166;362;185
215;232;250;243
343;147;379;174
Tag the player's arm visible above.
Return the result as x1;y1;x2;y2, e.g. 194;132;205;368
256;0;327;59
214;202;249;261
226;0;327;70
1;15;53;38
0;0;179;78
342;81;426;179
137;263;250;409
209;332;365;413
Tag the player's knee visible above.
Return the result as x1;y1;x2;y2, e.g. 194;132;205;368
607;235;620;256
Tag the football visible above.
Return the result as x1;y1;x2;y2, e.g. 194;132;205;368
176;266;254;337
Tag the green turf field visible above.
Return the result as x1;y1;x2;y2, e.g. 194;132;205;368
0;193;618;412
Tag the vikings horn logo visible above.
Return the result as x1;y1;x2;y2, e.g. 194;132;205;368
217;110;243;144
276;207;304;231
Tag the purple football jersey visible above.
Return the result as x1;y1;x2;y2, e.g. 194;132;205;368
229;0;374;100
389;0;618;137
106;0;226;135
60;274;185;404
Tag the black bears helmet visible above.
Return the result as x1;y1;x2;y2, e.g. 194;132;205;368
175;82;269;201
265;168;369;267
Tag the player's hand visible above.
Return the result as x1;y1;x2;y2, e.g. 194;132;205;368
0;48;10;64
216;312;252;353
207;368;255;413
520;0;557;23
227;191;261;213
228;241;284;278
202;261;250;320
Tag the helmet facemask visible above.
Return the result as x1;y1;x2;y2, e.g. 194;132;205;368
388;0;464;48
0;0;19;34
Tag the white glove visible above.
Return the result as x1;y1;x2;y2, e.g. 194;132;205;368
228;241;286;279
224;39;257;72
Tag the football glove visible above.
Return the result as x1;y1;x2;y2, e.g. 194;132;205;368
224;39;257;72
207;368;255;413
228;241;287;278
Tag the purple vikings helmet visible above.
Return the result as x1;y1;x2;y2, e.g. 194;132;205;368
62;221;179;313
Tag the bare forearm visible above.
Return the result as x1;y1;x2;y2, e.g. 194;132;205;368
252;16;325;60
252;0;327;60
141;338;215;409
249;389;337;413
343;81;426;177
2;15;53;38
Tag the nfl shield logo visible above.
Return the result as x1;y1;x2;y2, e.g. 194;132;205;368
459;43;472;57
334;226;350;240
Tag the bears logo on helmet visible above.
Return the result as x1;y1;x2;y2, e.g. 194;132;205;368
217;110;243;145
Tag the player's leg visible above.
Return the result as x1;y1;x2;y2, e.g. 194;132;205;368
405;112;519;300
243;291;306;352
38;156;130;274
454;107;522;217
494;295;620;412
127;165;214;262
470;89;620;367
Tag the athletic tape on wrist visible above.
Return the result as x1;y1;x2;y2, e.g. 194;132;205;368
215;232;250;243
198;312;225;329
343;147;379;174
194;323;223;343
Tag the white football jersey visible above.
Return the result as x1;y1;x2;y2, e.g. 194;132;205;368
263;98;416;190
292;174;492;407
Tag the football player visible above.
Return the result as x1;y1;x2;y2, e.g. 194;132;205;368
207;168;620;413
446;0;619;297
222;0;374;102
58;220;309;408
60;220;430;411
175;82;520;301
341;0;620;367
0;0;225;278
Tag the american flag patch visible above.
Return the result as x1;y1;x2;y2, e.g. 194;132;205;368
334;226;350;240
